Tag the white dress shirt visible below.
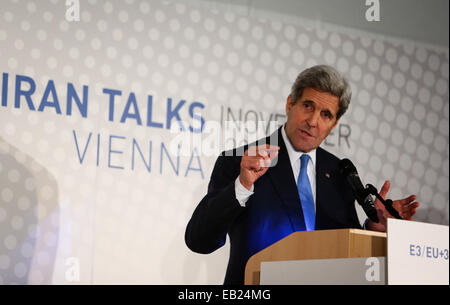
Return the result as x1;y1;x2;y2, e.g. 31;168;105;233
235;125;317;209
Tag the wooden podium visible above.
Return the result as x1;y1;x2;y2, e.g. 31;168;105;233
244;229;387;285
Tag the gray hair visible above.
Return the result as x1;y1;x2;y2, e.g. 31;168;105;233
290;65;352;120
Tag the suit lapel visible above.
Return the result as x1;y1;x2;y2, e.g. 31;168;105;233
267;128;306;231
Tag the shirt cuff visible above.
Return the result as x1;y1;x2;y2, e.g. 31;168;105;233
235;176;254;207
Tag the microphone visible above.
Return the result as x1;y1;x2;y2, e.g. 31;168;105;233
339;158;379;223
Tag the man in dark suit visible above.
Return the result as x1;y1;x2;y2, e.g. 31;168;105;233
185;65;419;285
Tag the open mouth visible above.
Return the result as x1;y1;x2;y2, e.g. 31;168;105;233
299;129;314;138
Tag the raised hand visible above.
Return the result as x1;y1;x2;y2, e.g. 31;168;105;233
367;180;420;232
239;145;280;191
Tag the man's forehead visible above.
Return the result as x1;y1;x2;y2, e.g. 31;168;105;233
300;88;339;110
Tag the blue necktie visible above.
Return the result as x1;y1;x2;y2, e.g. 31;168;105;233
297;154;315;231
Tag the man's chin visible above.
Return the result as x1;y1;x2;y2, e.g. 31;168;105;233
292;141;316;153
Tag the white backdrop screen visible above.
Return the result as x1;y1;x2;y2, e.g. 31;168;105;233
0;0;448;284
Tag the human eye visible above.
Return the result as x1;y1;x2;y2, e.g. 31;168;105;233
321;110;333;120
302;101;313;111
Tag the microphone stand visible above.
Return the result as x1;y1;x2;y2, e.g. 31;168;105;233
365;184;403;220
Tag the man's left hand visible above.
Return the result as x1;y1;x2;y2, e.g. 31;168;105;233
366;180;420;232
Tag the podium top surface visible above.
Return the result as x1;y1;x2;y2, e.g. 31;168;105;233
335;228;386;238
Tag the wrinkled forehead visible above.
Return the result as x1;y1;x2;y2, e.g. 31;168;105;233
298;88;340;112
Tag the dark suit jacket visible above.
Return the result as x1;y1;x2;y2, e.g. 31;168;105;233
185;127;361;285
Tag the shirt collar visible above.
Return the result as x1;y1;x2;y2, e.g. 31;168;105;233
281;125;316;169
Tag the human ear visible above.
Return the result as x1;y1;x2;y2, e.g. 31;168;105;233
286;95;293;115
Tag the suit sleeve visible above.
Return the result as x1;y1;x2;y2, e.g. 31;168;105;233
185;155;245;254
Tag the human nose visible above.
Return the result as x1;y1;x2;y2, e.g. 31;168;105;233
307;110;320;127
